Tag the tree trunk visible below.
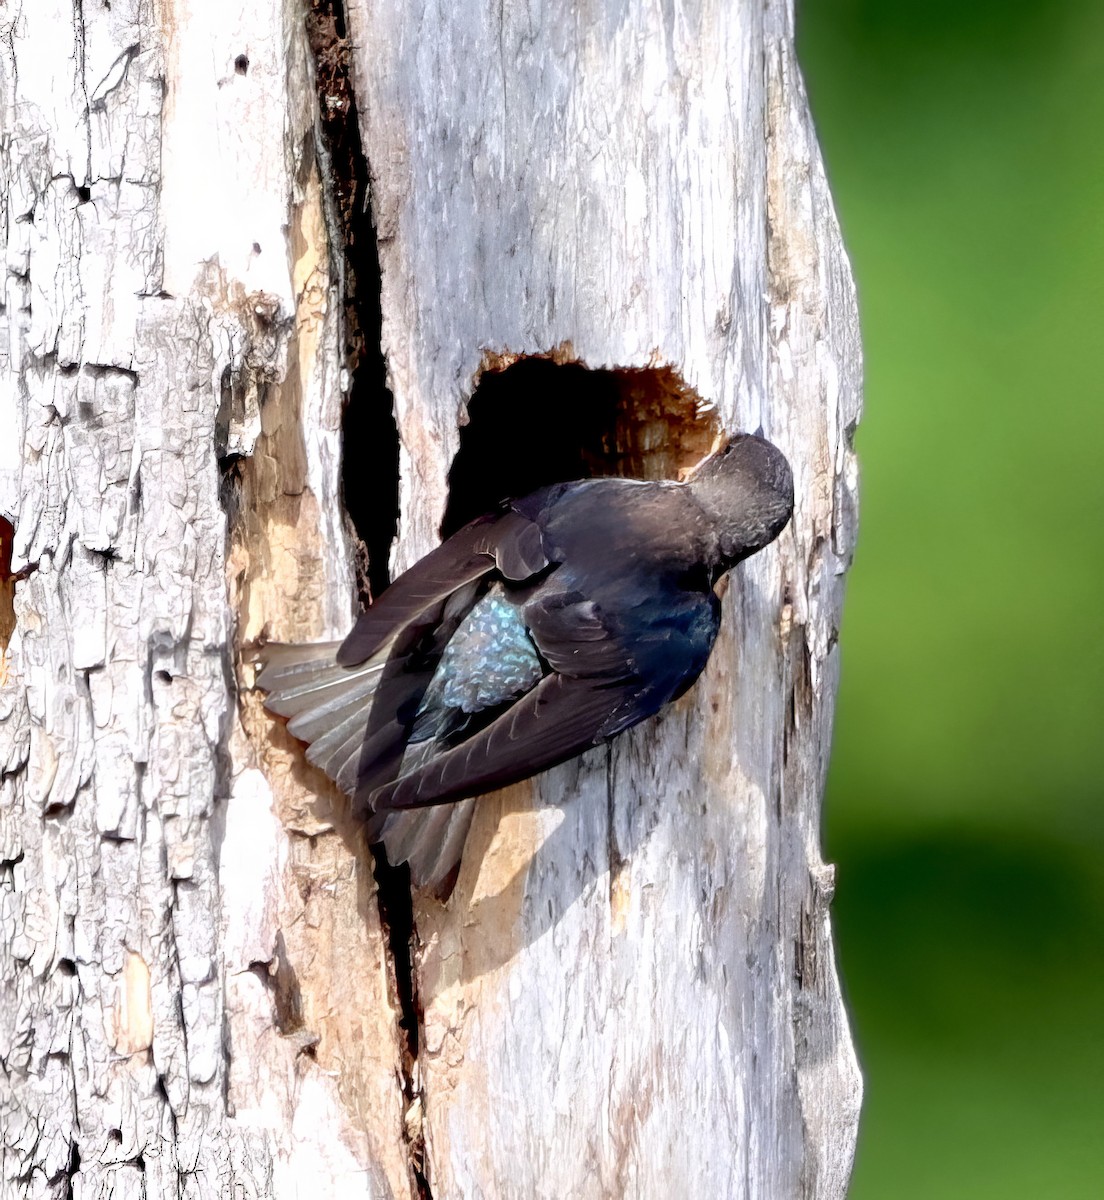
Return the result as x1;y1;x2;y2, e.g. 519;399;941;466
0;0;861;1197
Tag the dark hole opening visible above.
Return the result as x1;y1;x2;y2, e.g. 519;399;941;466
234;54;249;75
442;357;720;536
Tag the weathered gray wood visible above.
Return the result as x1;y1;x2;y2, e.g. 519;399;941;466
1;0;861;1196
345;0;863;1196
0;2;406;1195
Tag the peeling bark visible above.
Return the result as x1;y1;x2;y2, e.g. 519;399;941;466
0;1;404;1194
0;1;861;1197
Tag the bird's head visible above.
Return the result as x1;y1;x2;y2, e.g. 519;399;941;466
688;433;795;569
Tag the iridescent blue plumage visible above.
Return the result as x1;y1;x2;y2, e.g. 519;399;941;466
414;585;542;735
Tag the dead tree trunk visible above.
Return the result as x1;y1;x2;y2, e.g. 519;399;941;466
0;1;861;1197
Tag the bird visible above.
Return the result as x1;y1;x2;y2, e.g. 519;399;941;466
254;432;794;895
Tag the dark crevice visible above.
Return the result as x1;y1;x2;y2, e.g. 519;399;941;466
214;366;238;469
0;517;17;654
370;848;431;1198
154;1073;178;1145
412;1154;432;1198
305;0;399;608
306;14;715;1200
0;851;24;887
83;361;139;384
87;545;120;567
306;6;424;1195
249;932;306;1036
443;357;719;535
62;1140;80;1199
369;852;420;1059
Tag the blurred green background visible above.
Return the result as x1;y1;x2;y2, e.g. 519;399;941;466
797;0;1104;1195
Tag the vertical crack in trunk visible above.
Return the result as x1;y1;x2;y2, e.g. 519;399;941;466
305;0;399;607
371;851;432;1200
62;1138;80;1200
305;5;428;1195
305;15;718;1195
0;517;20;657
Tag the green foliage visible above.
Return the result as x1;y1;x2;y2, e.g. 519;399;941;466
797;0;1104;1193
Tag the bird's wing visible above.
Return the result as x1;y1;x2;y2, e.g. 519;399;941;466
523;591;638;677
365;582;654;810
336;508;549;666
369;671;644;811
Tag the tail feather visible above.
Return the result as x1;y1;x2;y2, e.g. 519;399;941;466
266;659;384;722
348;719;400;790
414;799;476;893
253;638;476;898
382;805;446;865
374;799;476;899
285;667;383;741
334;729;370;795
255;641;345;689
302;706;372;771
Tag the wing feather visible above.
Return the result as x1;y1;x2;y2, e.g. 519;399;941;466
336;509;549;666
524;592;635;676
370;673;643;811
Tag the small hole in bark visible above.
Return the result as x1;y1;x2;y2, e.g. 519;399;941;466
75;185;91;204
235;54;249;75
154;669;172;684
57;958;77;976
108;1129;122;1143
442;357;720;535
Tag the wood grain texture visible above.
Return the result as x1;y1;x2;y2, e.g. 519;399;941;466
0;0;860;1195
345;0;863;1196
0;1;405;1195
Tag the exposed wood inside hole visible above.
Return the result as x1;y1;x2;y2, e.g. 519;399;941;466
442;357;721;536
